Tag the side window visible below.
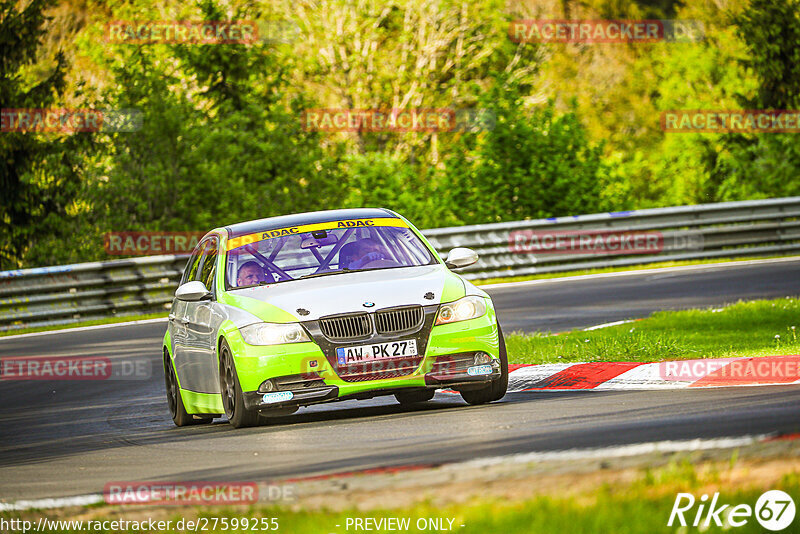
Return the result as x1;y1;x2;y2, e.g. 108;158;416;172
182;244;205;284
197;238;218;290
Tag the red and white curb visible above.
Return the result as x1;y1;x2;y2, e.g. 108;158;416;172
501;355;800;391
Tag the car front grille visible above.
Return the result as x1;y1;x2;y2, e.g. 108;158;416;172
375;306;423;334
427;353;475;378
337;357;424;382
305;304;438;383
274;373;326;391
319;313;372;341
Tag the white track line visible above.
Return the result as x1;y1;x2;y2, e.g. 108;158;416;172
0;317;167;341
583;319;638;331
1;435;771;511
0;494;103;512
480;256;800;289
450;435;769;469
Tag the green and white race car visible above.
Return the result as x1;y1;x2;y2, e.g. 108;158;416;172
163;208;508;428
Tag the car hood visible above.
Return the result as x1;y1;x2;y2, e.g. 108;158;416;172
226;265;465;322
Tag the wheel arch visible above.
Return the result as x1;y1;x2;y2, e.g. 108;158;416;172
162;328;173;359
216;319;244;368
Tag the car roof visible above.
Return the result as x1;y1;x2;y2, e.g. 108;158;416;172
224;208;399;238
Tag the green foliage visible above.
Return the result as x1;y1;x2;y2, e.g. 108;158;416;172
291;0;541;160
0;0;92;269
735;0;800;110
336;152;439;225
6;0;800;268
81;2;343;242
710;0;800;202
443;85;607;224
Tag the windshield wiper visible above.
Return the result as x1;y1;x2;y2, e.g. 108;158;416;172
298;270;347;280
298;267;374;280
231;278;291;290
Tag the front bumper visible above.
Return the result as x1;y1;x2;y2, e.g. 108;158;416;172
243;385;339;411
228;301;500;409
241;355;502;411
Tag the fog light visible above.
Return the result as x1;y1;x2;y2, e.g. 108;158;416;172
258;379;276;393
474;352;491;365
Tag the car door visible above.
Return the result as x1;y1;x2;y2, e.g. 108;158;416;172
170;243;204;366
177;237;222;394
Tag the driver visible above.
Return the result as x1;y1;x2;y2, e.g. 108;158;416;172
237;261;269;287
347;238;387;269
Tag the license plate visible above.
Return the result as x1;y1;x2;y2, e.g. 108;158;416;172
467;364;493;376
336;340;418;365
262;391;293;404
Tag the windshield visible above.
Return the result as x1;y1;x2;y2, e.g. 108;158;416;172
225;220;437;289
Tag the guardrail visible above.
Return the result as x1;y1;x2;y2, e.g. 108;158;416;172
2;197;799;331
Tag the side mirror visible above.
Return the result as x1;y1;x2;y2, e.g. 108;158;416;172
175;281;212;302
445;247;479;269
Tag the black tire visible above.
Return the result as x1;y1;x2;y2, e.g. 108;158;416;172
395;388;436;405
219;339;260;428
460;323;509;405
164;352;213;426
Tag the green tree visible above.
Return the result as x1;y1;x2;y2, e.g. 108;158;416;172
0;0;90;269
714;0;800;200
336;152;439;226
735;0;800;110
442;84;606;224
83;0;343;243
291;0;541;163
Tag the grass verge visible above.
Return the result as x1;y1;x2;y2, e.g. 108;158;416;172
505;296;800;364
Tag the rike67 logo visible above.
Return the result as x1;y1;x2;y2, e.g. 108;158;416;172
669;490;796;531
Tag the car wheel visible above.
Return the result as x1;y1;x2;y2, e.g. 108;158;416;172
460;323;509;406
164;352;213;426
219;340;260;428
395;389;436;405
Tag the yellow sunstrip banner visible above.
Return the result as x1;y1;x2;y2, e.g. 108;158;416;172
226;218;408;250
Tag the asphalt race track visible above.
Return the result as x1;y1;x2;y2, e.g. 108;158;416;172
1;258;799;502
487;258;800;332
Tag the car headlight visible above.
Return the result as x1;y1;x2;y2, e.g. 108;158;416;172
240;323;311;346
435;296;487;325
